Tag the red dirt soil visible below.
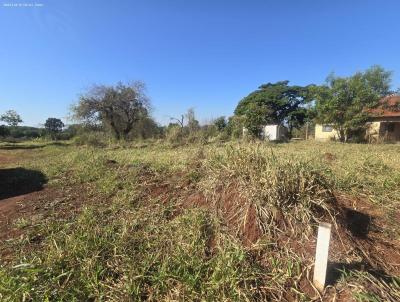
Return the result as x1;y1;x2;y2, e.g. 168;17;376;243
0;184;92;261
145;172;400;278
148;174;400;301
0;154;17;166
1;154;399;301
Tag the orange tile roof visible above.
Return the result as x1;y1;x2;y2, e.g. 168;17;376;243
367;95;400;117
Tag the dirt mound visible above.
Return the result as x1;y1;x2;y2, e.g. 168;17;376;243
147;168;400;301
129;143;400;301
143;149;400;284
2;156;398;301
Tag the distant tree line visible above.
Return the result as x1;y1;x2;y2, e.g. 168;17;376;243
1;65;397;144
0;110;69;141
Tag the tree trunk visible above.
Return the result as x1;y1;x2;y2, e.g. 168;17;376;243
122;121;134;140
338;129;346;142
109;120;120;140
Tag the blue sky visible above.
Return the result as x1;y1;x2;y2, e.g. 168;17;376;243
1;0;400;127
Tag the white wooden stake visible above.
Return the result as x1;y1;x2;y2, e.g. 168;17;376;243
313;222;331;292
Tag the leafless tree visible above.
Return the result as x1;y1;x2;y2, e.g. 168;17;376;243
72;81;151;140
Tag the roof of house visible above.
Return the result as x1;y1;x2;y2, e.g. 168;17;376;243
367;95;400;117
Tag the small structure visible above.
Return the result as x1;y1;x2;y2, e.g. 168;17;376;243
315;95;400;142
261;124;288;141
242;124;288;141
365;95;400;142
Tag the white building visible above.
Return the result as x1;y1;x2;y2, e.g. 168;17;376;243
243;124;288;141
261;124;288;141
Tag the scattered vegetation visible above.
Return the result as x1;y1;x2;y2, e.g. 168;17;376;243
0;140;399;301
0;65;399;301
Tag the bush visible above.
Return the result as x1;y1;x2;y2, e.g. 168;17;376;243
72;132;108;147
226;116;244;139
215;131;230;142
56;131;75;141
0;125;10;137
7;126;43;139
166;126;186;145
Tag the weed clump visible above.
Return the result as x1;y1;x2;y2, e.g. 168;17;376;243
200;145;335;240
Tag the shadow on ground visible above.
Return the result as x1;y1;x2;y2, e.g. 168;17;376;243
326;261;393;286
344;209;372;238
0;168;48;200
0;142;67;150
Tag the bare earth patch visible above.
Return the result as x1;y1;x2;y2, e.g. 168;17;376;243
0;184;93;262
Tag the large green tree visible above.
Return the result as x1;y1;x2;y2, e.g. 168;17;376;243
234;81;312;137
0;110;22;126
44;118;64;140
72;82;151;140
312;65;392;142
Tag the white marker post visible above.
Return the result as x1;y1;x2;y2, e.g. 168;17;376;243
313;222;332;292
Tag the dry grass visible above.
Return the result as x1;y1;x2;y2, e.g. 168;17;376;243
0;140;399;301
199;145;336;240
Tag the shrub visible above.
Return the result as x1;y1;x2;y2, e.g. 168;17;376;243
226;116;244;139
166;125;186;145
72;132;108;147
0;125;10;137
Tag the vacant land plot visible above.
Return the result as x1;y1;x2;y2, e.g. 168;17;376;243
0;141;399;301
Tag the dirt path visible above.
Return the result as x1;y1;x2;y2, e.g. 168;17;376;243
0;154;17;165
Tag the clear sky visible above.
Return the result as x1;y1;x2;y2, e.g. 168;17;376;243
1;0;400;127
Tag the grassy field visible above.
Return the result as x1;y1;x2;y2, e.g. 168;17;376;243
0;140;399;301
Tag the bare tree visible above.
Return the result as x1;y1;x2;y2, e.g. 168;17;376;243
185;108;200;132
72;82;151;140
169;115;185;128
169;108;200;131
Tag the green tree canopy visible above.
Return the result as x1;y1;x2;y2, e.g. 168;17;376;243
234;81;312;137
312;65;393;142
213;116;227;132
44;118;64;139
0;110;23;127
44;118;64;133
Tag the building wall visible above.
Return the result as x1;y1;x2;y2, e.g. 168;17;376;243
314;124;338;141
316;120;400;143
394;123;400;141
366;122;381;143
261;125;288;141
261;125;277;140
379;122;400;142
